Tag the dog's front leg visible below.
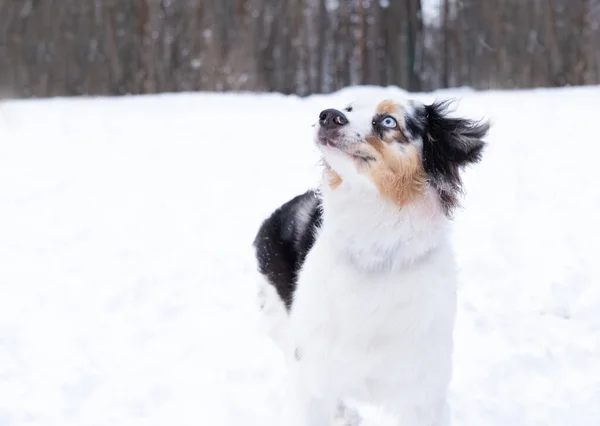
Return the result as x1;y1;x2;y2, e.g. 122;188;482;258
282;364;337;426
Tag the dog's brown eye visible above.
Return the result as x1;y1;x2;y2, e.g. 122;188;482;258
381;117;397;128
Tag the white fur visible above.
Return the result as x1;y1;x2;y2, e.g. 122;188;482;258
262;97;459;426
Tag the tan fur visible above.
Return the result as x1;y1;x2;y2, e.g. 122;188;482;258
383;129;408;144
365;135;425;207
376;100;399;115
327;169;343;190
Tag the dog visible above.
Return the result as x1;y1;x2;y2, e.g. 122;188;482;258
253;94;488;426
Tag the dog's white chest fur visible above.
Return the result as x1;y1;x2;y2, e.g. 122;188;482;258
287;184;457;425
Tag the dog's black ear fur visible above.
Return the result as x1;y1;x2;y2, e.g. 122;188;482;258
420;100;489;216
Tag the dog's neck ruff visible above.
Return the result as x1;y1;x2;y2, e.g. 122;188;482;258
318;179;449;272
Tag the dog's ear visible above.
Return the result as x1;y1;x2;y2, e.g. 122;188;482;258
423;100;489;171
420;100;489;215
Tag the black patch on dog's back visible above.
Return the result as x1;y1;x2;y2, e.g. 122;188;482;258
253;190;322;310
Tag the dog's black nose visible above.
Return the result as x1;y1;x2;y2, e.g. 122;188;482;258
319;109;348;129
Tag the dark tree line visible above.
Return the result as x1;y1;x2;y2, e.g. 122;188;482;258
1;0;599;98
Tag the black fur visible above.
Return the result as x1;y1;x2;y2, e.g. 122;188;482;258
411;100;489;216
253;190;322;310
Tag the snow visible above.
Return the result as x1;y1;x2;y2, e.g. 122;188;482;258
421;0;441;24
1;85;599;426
379;0;390;9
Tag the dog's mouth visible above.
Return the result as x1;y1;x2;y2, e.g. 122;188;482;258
317;133;374;162
316;134;338;148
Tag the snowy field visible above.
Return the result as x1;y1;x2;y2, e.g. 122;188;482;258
1;86;599;426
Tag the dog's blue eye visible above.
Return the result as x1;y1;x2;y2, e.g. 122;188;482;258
381;117;397;128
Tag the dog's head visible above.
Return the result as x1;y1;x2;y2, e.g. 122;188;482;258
315;97;489;216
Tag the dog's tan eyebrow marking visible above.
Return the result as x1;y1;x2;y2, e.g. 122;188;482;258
376;100;399;115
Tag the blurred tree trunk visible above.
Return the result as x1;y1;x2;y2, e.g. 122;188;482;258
358;0;367;84
406;0;423;91
442;0;450;88
315;0;327;93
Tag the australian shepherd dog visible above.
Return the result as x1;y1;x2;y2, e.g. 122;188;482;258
253;94;488;426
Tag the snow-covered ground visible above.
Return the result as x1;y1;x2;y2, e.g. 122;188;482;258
0;86;599;426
